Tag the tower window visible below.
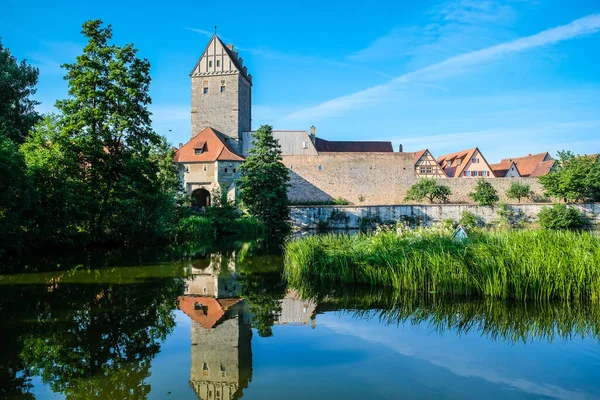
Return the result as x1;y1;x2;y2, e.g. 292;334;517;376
203;87;208;94
220;86;225;92
216;60;220;67
209;60;212;68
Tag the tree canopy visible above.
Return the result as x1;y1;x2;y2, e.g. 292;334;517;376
405;178;451;204
0;38;40;144
539;151;600;203
237;124;290;239
470;179;499;206
506;182;531;203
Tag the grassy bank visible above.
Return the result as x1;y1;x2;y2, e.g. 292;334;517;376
284;229;600;301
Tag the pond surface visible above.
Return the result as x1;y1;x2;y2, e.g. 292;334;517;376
2;241;600;400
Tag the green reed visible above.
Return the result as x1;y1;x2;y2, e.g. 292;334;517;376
284;229;600;301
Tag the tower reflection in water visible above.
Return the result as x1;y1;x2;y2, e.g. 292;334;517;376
178;252;317;400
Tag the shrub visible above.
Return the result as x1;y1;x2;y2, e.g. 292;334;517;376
172;215;214;243
506;182;531;203
470;179;499;206
405;178;452;204
538;203;590;230
459;210;481;229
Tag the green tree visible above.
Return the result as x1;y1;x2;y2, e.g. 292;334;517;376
0;134;36;255
470;179;499;206
539;151;600;203
538;203;590;230
0;39;40;144
21;20;180;246
506;182;531;203
405;178;452;203
21;115;91;245
238;124;290;239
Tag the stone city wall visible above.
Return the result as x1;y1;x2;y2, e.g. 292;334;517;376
290;203;600;230
283;153;547;205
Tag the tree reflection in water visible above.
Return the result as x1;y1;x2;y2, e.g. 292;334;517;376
2;242;600;400
0;268;185;400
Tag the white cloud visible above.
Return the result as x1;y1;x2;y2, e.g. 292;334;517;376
281;13;600;123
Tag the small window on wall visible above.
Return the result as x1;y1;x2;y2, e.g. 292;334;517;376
457;159;462;166
203;87;208;94
426;167;432;174
233;168;237;173
209;60;213;68
224;168;228;173
220;86;225;92
464;171;470;176
203;165;207;172
318;165;323;171
216;60;220;67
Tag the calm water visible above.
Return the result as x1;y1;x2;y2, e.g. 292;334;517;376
2;241;600;400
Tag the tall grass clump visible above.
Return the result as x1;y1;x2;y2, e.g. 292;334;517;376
284;229;600;301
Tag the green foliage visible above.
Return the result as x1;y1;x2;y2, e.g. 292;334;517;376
506;182;531;203
238;124;291;239
284;229;600;301
0;134;35;255
0;39;40;144
405;178;451;203
470;179;499;206
17;21;182;248
171;215;215;244
539;151;600;203
538;203;590;230
459;210;481;229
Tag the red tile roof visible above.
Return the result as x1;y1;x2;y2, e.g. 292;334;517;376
178;295;242;330
489;160;519;177
437;148;488;177
174;127;244;163
314;137;393;153
500;152;552;177
530;160;555;177
414;149;427;163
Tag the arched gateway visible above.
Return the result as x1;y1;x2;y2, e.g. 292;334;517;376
191;188;211;207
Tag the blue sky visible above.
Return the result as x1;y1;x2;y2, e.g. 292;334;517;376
2;0;599;161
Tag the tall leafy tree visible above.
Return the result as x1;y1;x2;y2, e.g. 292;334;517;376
470;179;499;206
0;38;40;144
22;20;179;245
238;124;290;239
539;151;600;203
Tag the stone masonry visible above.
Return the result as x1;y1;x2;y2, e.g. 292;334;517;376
283;154;547;205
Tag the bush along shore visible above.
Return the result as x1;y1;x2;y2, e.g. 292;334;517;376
284;229;600;302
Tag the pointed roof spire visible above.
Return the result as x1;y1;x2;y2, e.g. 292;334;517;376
214;25;217;35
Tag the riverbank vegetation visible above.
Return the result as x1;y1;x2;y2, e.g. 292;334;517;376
284;229;600;301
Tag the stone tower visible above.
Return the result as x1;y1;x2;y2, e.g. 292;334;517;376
190;34;252;142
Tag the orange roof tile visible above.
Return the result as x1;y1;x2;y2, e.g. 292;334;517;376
530;160;555;177
174;127;244;163
437;148;489;178
489;160;519;177
500;152;552;177
178;296;243;330
414;149;427;163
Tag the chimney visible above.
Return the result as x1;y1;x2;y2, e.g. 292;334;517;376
398;144;403;152
178;143;183;148
309;125;316;143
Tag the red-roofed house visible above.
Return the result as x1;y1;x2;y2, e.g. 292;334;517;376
490;160;521;177
437;148;495;178
499;152;555;177
414;149;447;178
175;127;244;207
